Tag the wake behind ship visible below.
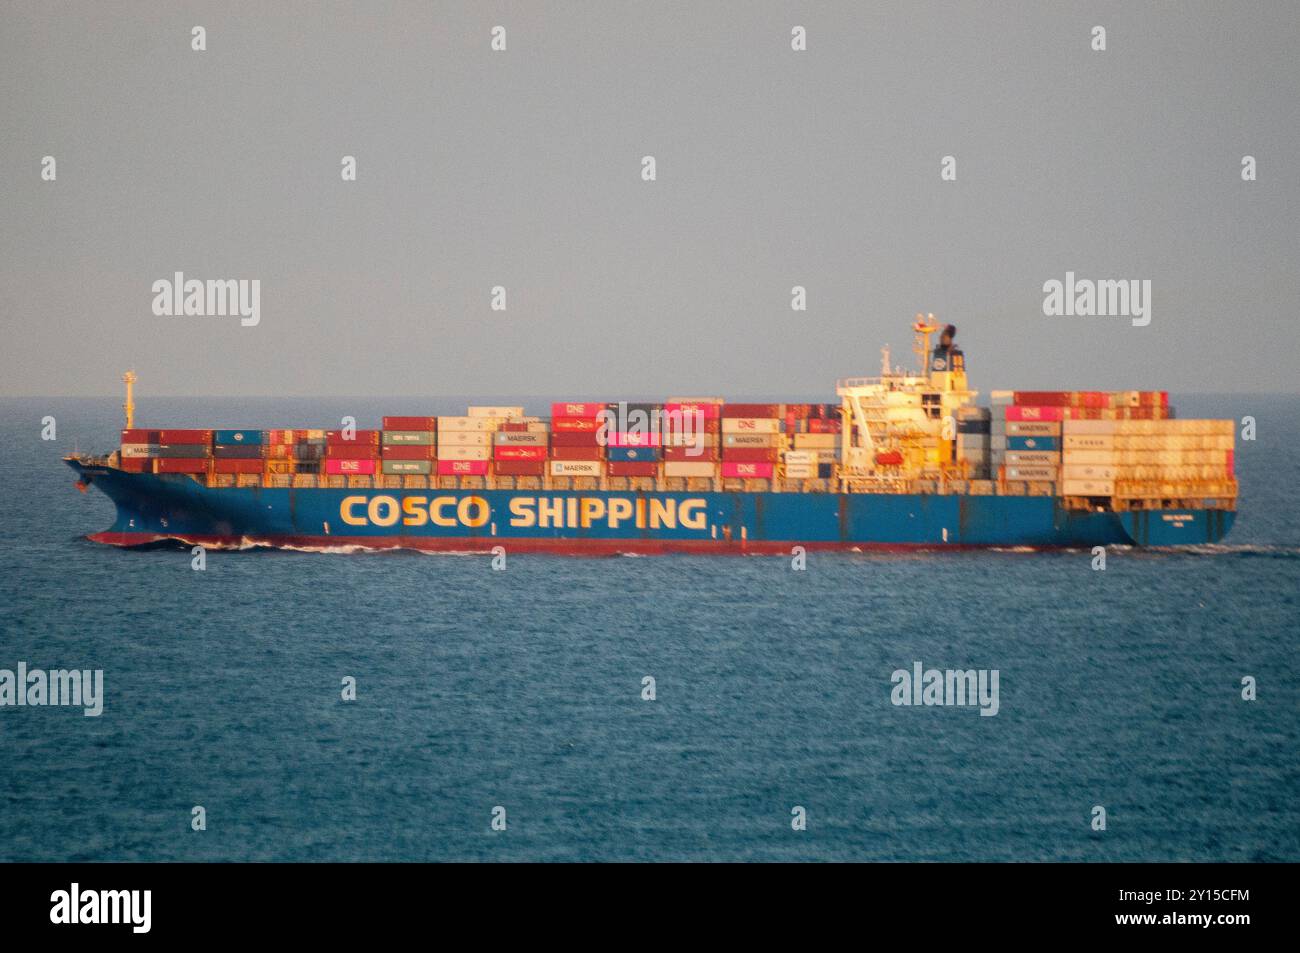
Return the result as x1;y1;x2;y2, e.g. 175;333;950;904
66;321;1237;552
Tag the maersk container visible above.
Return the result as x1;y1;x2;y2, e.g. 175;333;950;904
1004;421;1060;436
119;444;158;459
493;431;547;446
663;461;715;478
383;431;435;445
723;433;779;448
550;460;602;477
1007;435;1060;452
437;459;488;476
1004;466;1058;481
608;446;661;462
213;429;264;445
1004;451;1058;466
381;459;432;475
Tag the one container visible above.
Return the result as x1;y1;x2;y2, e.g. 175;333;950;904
437;459;489;476
325;458;377;475
1003;406;1066;422
550;402;608;419
721;461;774;479
721;418;782;434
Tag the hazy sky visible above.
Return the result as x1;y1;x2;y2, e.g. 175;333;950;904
3;1;1298;397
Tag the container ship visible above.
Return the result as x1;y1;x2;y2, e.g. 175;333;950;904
66;321;1237;552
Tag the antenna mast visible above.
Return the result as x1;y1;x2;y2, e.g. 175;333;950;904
122;371;136;429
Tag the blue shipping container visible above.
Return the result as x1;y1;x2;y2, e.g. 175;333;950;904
1006;435;1059;452
213;429;265;445
608;446;661;462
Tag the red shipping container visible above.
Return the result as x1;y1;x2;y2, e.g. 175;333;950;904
213;459;263;474
807;418;842;433
1226;450;1234;475
551;416;602;433
550;402;608;419
784;403;814;418
325;445;380;460
155;458;208;474
120;429;160;443
500;422;531;432
550;431;603;447
1012;392;1072;407
156;429;213;444
721;403;779;418
721;461;773;479
492;446;547;460
382;416;437;431
326;430;381;445
607;461;658;477
663;446;719;461
722;447;778;462
118;458;151;473
325;458;376;475
380;445;437;460
1003;405;1066;422
550;446;604;460
437;459;488;476
664;401;721;420
493;460;546;477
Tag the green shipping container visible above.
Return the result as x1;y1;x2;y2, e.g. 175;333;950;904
381;459;433;474
382;430;435;445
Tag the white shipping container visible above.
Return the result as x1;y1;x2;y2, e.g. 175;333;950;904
783;464;816;479
438;445;491;461
1112;434;1234;451
120;444;158;458
492;431;548;446
437;416;499;432
662;432;719;447
721;417;783;434
438;431;493;447
1004;466;1058;481
663;461;716;478
1061;465;1118;480
1061;479;1116;496
990;390;1015;405
467;406;524;418
1004;451;1058;466
792;433;839;449
1005;421;1061;436
783;450;817;466
1063;434;1114;450
550;460;603;477
1065;449;1229;466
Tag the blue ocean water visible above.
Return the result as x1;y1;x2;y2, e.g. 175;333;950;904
0;395;1296;862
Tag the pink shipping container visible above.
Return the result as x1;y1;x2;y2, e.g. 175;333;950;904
607;431;662;448
1004;405;1067;422
721;461;774;479
326;458;376;475
437;459;489;476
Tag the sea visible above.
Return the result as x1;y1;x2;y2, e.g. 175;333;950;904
0;394;1296;862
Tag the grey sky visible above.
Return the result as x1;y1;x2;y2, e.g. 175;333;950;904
3;1;1298;397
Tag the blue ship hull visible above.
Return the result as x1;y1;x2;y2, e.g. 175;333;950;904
67;461;1235;551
